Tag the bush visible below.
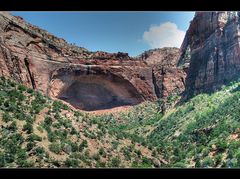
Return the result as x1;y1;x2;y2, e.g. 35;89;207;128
79;140;88;152
96;161;106;168
112;141;119;150
0;153;5;167
216;140;228;152
123;148;131;161
35;147;45;155
18;85;27;92
202;157;214;167
49;143;62;154
93;153;100;161
16;149;27;160
2;112;11;122
28;134;42;142
44;116;53;125
173;162;188;168
111;157;121;167
64;158;79;167
47;132;58;143
27;88;34;94
52;101;68;112
99;148;106;157
70;143;78;153
8;121;17;131
26;142;34;151
23;122;33;134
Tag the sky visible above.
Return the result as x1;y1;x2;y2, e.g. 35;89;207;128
11;12;195;57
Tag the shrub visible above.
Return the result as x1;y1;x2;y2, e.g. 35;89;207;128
52;101;68;112
79;140;88;152
202;157;214;167
70;127;78;135
18;85;27;92
64;158;79;167
47;132;58;142
173;162;188;168
92;153;100;161
135;149;142;157
16;149;27;160
49;143;62;154
2;112;11;122
0;153;5;167
74;111;81;117
216;140;228;152
11;133;24;144
28;134;42;142
8;121;17;131
35;147;45;155
99;148;106;157
112;141;119;150
96;161;106;168
5;140;18;154
123;148;131;161
26;142;34;151
23;122;33;134
27;88;34;94
111;157;121;167
44;116;53;126
70;143;78;153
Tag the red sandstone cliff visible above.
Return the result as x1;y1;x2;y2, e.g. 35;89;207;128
0;12;186;111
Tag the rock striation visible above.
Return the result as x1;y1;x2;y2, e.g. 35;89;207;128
180;11;240;97
139;47;187;99
0;12;186;111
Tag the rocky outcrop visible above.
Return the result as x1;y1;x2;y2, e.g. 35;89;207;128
0;12;186;111
181;11;240;97
139;47;187;99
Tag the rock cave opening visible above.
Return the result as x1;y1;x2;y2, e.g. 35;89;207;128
54;74;144;111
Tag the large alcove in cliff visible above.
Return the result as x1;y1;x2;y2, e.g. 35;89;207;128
50;72;144;111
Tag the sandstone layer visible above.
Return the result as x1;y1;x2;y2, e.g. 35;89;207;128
0;12;186;111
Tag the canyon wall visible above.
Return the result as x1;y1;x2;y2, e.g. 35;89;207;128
180;11;240;97
0;12;186;111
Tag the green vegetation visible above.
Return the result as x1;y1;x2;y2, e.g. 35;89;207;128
2;75;240;168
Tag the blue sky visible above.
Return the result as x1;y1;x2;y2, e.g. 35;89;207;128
12;12;195;56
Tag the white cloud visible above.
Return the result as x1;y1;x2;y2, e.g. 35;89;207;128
142;22;185;49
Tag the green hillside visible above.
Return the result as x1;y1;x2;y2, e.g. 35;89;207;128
1;75;240;168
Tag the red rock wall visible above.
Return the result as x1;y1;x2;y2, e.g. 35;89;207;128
0;12;186;110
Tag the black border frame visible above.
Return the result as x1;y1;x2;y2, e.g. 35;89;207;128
1;0;240;177
1;0;240;11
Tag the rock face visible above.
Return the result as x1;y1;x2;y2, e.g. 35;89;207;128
139;48;187;99
181;11;240;97
0;12;186;111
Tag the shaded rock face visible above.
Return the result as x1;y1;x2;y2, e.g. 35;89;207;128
139;47;187;99
0;12;186;111
49;66;144;111
56;74;143;111
181;11;240;97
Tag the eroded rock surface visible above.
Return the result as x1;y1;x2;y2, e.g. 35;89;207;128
181;11;240;97
0;12;186;111
139;47;187;99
